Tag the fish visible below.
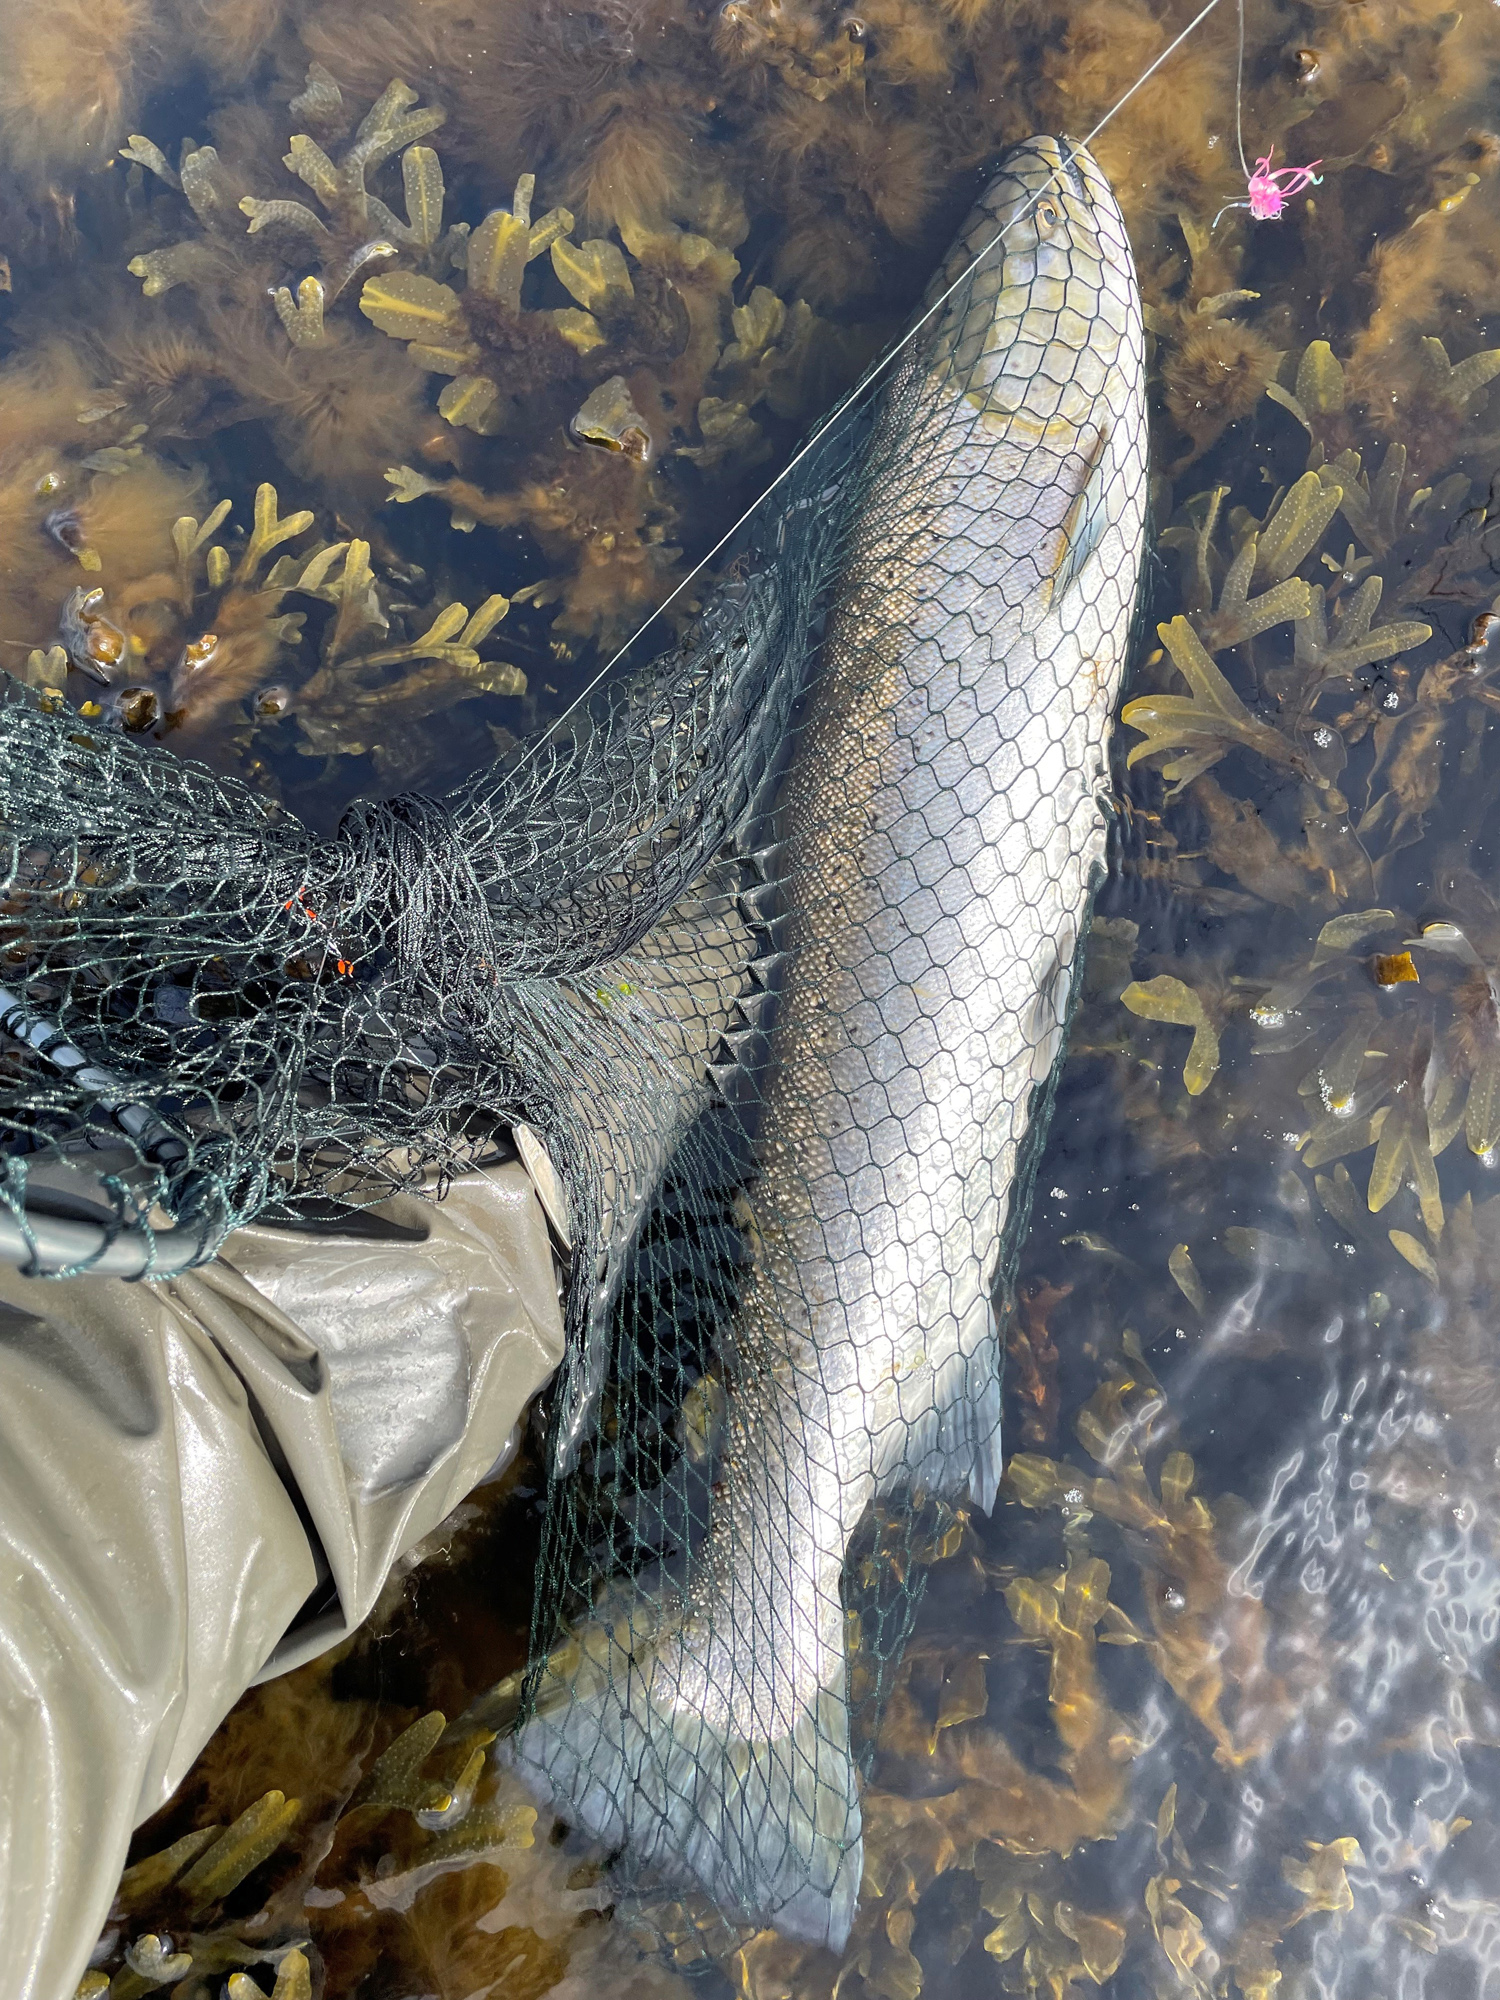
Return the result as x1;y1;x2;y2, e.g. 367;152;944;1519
506;133;1148;1950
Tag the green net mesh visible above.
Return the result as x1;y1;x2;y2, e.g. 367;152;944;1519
0;135;1147;1952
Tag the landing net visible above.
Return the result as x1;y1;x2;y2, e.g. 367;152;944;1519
0;130;1148;1950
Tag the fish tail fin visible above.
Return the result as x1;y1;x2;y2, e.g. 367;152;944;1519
507;1661;863;1947
506;1543;864;1948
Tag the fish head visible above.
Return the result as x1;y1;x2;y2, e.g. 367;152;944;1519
922;133;1146;627
927;134;1139;434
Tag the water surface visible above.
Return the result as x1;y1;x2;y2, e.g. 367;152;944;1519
7;0;1499;1989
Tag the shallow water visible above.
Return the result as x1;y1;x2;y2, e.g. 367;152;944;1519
6;0;1499;1990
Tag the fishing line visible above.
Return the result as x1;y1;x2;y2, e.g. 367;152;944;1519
1214;0;1322;227
513;0;1230;766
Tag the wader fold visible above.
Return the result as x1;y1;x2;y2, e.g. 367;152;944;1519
0;1160;564;2000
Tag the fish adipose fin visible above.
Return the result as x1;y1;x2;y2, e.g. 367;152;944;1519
873;1296;1006;1516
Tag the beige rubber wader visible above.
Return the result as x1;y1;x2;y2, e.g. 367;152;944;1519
0;1158;565;2000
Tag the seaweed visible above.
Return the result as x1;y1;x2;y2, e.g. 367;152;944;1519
85;1581;696;2000
92;59;867;655
0;0;155;181
125;78;452;317
369;193;850;642
355;169;587;434
8;474;522;795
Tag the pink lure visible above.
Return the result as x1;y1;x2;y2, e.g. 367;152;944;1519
1245;147;1323;219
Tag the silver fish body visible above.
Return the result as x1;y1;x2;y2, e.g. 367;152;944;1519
510;134;1148;1948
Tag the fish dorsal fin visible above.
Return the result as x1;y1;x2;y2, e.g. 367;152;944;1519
1026;426;1111;629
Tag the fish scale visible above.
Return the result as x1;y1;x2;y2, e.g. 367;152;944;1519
510;130;1149;1951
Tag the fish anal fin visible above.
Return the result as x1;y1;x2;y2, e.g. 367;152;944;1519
873;1297;1004;1515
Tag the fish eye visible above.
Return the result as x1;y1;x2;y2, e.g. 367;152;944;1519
1034;197;1061;235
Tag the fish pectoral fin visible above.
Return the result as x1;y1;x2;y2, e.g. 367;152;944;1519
1025;425;1112;630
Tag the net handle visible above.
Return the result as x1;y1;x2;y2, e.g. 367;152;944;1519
0;982;212;1275
0;1205;217;1277
0;984;189;1167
